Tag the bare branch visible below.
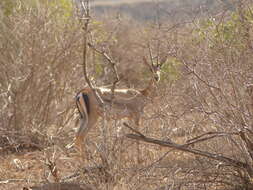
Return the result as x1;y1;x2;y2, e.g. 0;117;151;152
181;59;220;90
80;0;104;107
46;159;60;183
87;43;119;83
186;131;239;145
239;131;253;161
123;122;145;138
125;133;251;172
87;42;120;103
0;179;33;184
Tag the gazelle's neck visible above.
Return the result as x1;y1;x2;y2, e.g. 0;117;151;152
140;79;157;97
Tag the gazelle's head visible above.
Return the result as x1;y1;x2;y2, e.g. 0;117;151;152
246;83;253;96
142;57;164;82
152;64;162;82
140;56;166;99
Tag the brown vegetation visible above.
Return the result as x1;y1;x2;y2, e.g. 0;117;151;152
23;183;95;190
1;0;253;190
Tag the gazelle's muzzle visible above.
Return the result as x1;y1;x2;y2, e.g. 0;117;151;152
154;75;160;82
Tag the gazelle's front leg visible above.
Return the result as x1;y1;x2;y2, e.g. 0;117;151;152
132;114;142;164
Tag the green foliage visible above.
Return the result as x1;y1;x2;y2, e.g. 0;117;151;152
92;21;107;43
94;63;104;76
48;0;73;20
91;21;117;44
8;0;74;21
213;13;242;48
194;9;253;51
161;57;181;82
196;18;215;39
0;0;16;16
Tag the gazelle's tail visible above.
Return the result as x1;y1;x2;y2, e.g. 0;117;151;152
75;92;90;149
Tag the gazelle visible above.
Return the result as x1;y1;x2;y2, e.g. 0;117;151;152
74;57;164;153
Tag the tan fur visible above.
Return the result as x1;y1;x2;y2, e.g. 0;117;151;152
74;60;162;153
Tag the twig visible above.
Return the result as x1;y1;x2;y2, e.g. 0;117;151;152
87;43;119;85
62;165;106;181
123;122;145;138
239;131;253;161
46;158;60;183
80;0;104;107
181;59;220;90
186;131;238;145
87;42;120;106
125;133;250;170
0;179;29;184
140;149;174;172
62;171;80;181
0;178;39;184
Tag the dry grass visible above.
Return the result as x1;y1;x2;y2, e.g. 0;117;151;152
90;0;168;7
1;1;253;190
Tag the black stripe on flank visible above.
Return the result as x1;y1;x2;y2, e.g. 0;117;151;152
82;93;90;115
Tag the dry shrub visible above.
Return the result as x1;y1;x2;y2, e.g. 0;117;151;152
150;1;253;189
0;3;83;152
1;1;253;190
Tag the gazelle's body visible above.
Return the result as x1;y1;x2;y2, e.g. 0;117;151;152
74;57;163;152
75;80;157;149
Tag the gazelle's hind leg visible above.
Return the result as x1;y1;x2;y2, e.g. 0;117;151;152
74;119;87;163
75;115;98;159
75;118;87;153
